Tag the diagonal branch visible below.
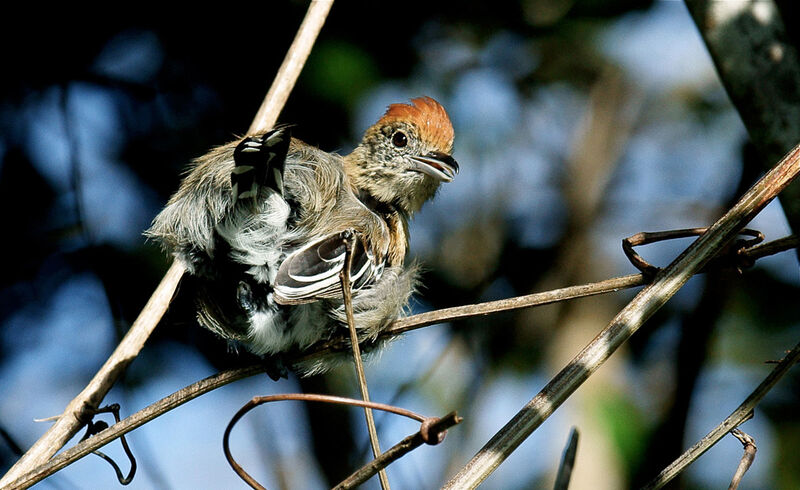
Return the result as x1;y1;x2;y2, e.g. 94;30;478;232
553;428;580;490
0;2;334;487
248;0;333;134
4;365;266;490
442;143;800;488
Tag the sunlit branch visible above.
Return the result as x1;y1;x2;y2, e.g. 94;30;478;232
0;2;335;488
442;142;800;488
6;229;796;488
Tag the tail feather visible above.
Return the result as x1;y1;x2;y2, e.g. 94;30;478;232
231;128;291;201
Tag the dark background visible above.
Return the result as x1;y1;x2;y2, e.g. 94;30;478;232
2;1;799;488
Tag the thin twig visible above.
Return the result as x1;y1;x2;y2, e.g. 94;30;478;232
340;233;390;490
373;274;644;338
728;429;757;490
642;341;799;489
623;228;763;276
443;143;800;488
223;393;433;490
740;235;798;262
553;428;579;490
0;3;334;487
333;411;462;490
305;230;798;359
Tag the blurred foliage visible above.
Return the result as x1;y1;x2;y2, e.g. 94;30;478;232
1;1;799;489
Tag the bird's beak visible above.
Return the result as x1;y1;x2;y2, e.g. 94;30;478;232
410;152;459;182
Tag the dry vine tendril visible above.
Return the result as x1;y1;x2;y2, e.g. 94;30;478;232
622;227;766;277
223;393;460;490
78;404;136;485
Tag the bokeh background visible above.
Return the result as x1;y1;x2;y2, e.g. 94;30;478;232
2;1;799;488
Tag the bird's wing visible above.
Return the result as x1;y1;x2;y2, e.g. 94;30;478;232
273;231;384;305
231;128;291;201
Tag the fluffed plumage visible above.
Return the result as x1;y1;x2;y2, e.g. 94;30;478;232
147;97;457;375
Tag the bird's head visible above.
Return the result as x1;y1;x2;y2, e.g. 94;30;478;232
346;96;458;214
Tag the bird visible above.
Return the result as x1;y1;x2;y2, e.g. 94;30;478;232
146;96;458;375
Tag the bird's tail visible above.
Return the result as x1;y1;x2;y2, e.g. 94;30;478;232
231;128;291;201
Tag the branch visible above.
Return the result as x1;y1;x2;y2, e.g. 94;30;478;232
219;392;459;490
553;428;579;490
248;0;333;134
642;341;799;489
373;274;644;338
0;2;334;487
302;231;798;360
442;143;800;488
7;229;796;487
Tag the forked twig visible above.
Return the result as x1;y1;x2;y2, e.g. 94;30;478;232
642;342;799;489
340;232;390;490
623;228;764;277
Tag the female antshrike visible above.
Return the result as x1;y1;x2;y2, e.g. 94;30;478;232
147;97;458;375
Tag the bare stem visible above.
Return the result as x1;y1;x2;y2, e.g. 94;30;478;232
380;274;644;338
340;234;390;490
443;143;800;488
642;341;798;489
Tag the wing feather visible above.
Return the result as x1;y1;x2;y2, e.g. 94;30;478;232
274;232;383;305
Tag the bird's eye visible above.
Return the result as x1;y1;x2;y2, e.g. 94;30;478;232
391;131;408;148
